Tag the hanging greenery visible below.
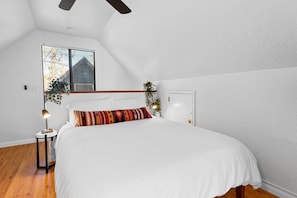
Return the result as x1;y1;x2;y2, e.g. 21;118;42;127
45;78;70;105
143;81;156;109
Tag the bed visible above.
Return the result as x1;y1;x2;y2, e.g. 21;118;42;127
54;99;261;198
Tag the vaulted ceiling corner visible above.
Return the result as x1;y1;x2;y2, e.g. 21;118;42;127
0;0;35;52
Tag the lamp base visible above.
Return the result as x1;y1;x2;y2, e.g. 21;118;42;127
42;128;53;133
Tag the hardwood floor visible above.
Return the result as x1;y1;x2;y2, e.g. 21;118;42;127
216;185;278;198
0;143;55;198
0;143;278;198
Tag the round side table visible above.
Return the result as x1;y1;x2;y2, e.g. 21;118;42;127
35;130;57;173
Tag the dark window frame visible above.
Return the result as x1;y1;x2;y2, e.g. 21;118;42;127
42;45;96;92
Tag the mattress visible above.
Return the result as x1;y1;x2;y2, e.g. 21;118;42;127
55;117;261;198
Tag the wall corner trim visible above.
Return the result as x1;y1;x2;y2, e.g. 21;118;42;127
262;180;297;198
0;138;36;148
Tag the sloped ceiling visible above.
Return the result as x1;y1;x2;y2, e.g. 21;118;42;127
0;0;35;51
100;0;297;80
0;0;114;52
1;0;297;81
27;0;114;39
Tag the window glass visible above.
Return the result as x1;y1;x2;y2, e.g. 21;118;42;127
42;45;95;92
71;50;95;91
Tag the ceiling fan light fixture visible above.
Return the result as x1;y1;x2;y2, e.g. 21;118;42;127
67;27;73;32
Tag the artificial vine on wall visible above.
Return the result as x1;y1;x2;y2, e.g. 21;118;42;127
45;78;70;105
143;81;155;109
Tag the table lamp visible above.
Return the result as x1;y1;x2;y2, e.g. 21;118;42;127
42;109;52;133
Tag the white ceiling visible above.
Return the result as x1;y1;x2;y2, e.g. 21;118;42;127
101;0;297;80
27;0;114;39
0;0;115;51
1;0;297;81
0;0;35;51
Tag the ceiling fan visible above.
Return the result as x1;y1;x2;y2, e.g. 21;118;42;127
59;0;131;14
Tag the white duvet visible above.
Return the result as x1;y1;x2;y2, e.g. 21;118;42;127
55;117;261;198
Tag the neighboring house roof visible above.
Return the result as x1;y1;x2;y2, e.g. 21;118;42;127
60;57;95;84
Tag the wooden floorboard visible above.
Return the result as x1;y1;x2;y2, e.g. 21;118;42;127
216;185;279;198
0;143;55;198
0;143;278;198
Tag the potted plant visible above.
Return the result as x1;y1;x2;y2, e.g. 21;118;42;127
152;98;161;117
45;78;70;105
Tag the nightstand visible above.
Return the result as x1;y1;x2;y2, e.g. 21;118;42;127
35;130;57;173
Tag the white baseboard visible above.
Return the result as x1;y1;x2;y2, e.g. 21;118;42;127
0;138;36;148
262;180;297;198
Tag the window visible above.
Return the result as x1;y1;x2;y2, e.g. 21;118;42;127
42;45;95;92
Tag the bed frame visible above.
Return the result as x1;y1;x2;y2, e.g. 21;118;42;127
236;186;245;198
216;186;245;198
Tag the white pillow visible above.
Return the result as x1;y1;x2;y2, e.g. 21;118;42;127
113;98;146;110
67;98;114;126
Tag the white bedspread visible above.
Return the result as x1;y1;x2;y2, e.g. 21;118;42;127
55;117;261;198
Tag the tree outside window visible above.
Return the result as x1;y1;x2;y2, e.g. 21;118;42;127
42;45;95;92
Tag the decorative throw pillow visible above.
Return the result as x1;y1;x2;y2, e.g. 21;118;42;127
73;107;152;127
66;98;114;126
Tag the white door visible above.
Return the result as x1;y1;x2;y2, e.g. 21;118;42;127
168;91;195;126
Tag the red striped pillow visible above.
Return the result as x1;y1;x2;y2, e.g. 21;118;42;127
73;107;152;127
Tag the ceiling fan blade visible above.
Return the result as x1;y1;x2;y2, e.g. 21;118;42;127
59;0;76;10
106;0;131;14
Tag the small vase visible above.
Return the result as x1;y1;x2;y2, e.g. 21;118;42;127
155;112;161;117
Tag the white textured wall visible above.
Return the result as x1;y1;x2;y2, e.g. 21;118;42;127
0;30;138;147
158;67;297;197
